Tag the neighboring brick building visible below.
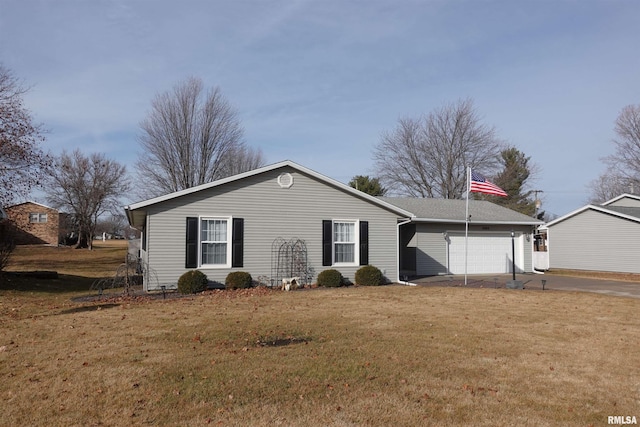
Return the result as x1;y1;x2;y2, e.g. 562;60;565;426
4;201;61;245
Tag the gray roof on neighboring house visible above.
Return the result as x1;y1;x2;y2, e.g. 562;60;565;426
380;197;542;225
600;205;640;219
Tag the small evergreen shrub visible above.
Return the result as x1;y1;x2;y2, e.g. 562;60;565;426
355;265;383;286
225;271;253;289
177;270;209;294
317;269;343;287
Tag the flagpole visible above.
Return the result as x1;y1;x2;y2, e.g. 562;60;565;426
464;167;470;286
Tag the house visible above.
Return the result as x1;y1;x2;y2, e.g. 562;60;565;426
540;194;640;274
4;201;62;246
124;161;542;291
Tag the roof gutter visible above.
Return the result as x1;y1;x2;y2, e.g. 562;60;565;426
412;217;543;226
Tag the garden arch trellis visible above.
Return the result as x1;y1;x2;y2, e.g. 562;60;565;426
271;237;311;287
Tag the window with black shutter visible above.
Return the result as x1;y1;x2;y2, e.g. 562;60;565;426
185;217;198;268
186;216;244;268
231;218;244;268
359;221;369;266
322;220;332;266
322;219;368;266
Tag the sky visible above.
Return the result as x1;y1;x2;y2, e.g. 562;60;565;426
1;0;639;218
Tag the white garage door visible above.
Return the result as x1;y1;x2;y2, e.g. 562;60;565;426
448;232;522;274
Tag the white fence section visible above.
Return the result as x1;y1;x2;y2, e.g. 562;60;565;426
533;251;549;271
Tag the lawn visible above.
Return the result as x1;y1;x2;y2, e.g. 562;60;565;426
1;243;639;426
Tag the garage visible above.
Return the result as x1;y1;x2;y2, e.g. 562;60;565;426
447;232;523;274
385;197;541;278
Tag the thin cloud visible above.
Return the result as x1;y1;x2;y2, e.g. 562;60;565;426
1;0;639;215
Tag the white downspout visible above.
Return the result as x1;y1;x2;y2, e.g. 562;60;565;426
397;218;418;286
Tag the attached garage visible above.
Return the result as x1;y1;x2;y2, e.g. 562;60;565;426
382;197;541;278
447;232;523;274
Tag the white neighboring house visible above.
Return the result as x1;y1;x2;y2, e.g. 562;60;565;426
540;194;640;274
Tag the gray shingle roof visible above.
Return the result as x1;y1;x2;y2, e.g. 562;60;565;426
597;205;640;219
380;197;542;224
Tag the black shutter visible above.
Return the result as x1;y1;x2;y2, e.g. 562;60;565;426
185;217;198;268
231;218;244;268
322;220;332;266
359;221;369;266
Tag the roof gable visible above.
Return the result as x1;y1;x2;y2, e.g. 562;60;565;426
125;160;413;227
602;193;640;207
5;201;57;211
544;204;640;229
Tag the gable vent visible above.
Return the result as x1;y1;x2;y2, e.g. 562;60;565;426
277;173;294;188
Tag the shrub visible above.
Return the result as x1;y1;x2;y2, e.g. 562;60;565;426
355;265;383;286
225;271;253;290
317;269;343;287
177;270;209;294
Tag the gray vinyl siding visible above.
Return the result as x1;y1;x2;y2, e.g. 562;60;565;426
414;223;534;276
548;209;640;273
142;166;402;290
415;224;448;276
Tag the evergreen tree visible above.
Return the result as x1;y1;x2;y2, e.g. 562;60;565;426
349;175;387;196
491;147;537;216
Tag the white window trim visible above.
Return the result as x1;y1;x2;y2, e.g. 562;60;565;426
332;219;359;267
29;212;48;223
198;216;232;269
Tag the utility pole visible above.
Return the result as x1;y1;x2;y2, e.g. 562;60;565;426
533;189;544;218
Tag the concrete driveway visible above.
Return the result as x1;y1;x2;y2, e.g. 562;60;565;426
412;273;640;299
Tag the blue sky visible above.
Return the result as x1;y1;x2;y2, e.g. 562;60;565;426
1;0;639;217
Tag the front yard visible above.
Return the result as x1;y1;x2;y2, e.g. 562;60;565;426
0;243;638;426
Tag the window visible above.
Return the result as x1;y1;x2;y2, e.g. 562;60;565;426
322;220;368;267
186;217;243;269
29;213;47;223
200;218;230;267
333;220;358;265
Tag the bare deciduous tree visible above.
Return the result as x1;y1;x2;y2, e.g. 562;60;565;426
588;170;631;204
95;212;128;239
0;64;50;206
46;150;130;250
589;104;640;202
136;77;262;198
373;98;503;199
217;144;266;178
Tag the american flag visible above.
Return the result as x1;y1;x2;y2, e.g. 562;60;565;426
470;170;507;197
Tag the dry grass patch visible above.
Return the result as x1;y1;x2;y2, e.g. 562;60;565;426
0;240;129;314
549;268;640;283
4;240;128;278
1;285;639;426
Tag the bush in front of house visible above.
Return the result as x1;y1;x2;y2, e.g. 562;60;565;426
225;271;253;289
317;269;344;287
355;265;383;286
177;270;209;294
